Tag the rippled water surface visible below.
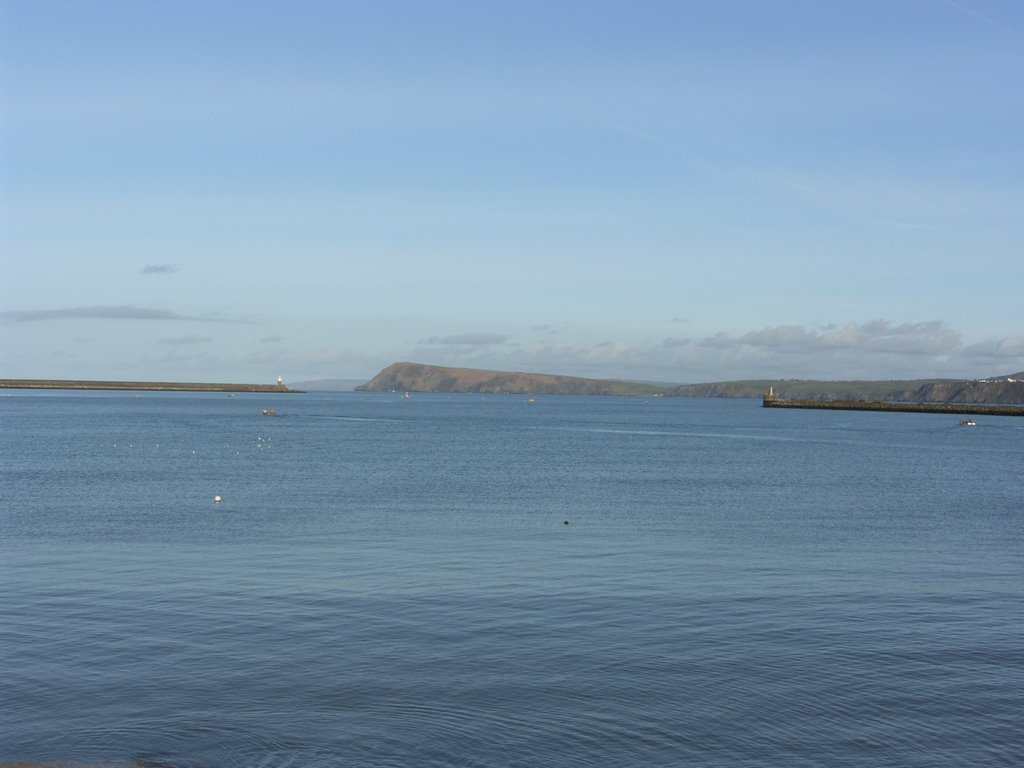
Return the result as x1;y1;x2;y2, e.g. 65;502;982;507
2;391;1022;766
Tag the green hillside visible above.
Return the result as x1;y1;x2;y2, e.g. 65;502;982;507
356;362;668;396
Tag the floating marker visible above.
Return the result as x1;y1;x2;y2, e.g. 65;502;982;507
214;495;222;504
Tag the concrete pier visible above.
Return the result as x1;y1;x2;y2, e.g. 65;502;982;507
0;379;300;393
763;394;1024;417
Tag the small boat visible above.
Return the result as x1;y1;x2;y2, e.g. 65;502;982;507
959;419;976;426
261;409;276;416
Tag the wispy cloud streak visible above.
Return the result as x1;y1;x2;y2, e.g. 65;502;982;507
1;306;244;323
157;335;213;345
701;320;961;355
420;333;511;345
944;0;1024;42
412;320;1021;383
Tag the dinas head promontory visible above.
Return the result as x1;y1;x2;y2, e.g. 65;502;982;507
355;362;668;396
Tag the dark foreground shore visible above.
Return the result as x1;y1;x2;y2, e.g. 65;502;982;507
763;396;1024;417
0;379;299;393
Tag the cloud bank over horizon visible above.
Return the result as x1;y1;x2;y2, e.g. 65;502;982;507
2;306;1022;383
391;319;1024;384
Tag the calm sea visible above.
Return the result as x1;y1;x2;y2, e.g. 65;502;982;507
1;390;1022;767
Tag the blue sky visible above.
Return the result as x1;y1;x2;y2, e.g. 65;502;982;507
2;0;1022;384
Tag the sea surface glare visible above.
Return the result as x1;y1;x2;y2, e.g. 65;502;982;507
1;391;1022;767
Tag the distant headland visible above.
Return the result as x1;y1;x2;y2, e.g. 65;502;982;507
356;362;667;396
357;362;1024;405
0;378;301;393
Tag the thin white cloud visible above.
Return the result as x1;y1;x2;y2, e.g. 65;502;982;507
662;337;691;348
944;0;1024;42
402;320;1020;383
157;335;213;345
963;336;1024;358
1;306;247;323
142;264;181;274
420;333;511;345
241;345;380;376
704;320;962;356
3;306;193;322
698;332;735;349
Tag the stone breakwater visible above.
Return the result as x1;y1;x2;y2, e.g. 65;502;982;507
0;379;299;393
763;396;1024;417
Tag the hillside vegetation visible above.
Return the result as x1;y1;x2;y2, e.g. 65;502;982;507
356;363;667;396
672;375;1024;403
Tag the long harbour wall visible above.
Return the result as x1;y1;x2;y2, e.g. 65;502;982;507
0;379;300;393
763;396;1024;417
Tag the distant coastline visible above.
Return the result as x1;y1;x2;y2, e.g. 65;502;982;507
356;362;1024;404
0;379;301;393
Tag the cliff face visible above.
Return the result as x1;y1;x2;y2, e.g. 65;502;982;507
670;380;937;400
673;377;1024;404
356;363;665;396
910;378;1024;404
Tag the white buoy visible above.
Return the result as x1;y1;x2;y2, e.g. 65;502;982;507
214;495;222;504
